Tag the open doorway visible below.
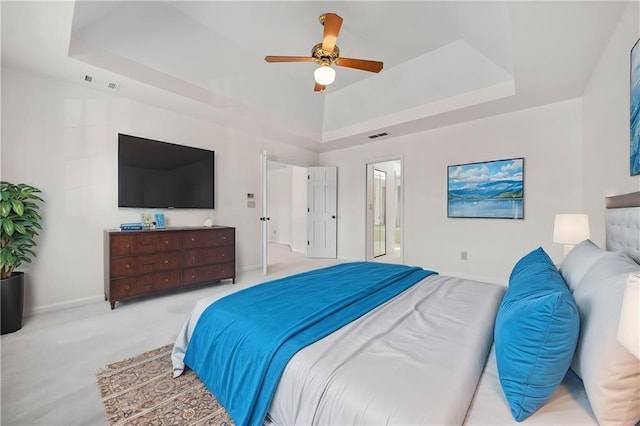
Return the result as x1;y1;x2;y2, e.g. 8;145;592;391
262;154;339;275
266;160;308;274
366;159;402;264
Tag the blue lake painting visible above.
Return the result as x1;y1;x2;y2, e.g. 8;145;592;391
448;158;524;219
631;39;640;176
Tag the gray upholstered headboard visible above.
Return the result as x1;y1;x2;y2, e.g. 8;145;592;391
605;191;640;264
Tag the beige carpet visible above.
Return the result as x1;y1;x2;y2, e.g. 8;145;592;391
96;344;233;426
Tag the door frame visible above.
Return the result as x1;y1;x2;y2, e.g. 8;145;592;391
364;156;404;263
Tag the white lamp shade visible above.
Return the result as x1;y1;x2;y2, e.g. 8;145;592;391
618;273;640;359
314;66;336;85
553;214;590;244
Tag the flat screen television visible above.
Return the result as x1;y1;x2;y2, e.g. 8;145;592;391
118;133;214;209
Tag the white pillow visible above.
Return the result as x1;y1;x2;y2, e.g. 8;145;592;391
559;239;607;292
571;251;640;425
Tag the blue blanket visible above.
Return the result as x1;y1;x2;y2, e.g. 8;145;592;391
184;262;436;426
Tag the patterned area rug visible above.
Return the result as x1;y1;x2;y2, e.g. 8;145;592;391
96;344;234;425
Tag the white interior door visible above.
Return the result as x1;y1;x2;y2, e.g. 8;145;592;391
307;166;337;258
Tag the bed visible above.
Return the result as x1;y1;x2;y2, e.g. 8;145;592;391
172;192;640;425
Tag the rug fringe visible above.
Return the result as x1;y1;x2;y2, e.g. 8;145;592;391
94;344;173;376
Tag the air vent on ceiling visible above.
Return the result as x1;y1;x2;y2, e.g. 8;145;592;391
81;74;120;90
368;132;389;139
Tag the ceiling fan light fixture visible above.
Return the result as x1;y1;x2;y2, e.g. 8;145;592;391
314;65;335;85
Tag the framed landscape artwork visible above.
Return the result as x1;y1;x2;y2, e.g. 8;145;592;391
631;38;640;176
448;158;524;219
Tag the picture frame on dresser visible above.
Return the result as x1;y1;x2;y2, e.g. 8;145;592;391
447;157;524;219
155;213;165;229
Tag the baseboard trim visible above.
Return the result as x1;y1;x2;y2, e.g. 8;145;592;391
239;263;262;273
26;294;105;317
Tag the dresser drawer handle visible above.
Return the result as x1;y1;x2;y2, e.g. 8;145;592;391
164;240;169;244
191;274;196;279
164;259;169;264
191;237;195;241
222;236;226;240
125;284;130;290
125;264;130;269
165;278;169;282
124;243;130;248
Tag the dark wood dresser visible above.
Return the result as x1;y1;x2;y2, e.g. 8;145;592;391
104;226;235;309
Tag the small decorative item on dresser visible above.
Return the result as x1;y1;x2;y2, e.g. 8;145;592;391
141;213;153;229
120;222;143;231
155;213;165;229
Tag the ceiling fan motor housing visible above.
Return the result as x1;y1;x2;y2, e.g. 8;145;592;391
312;43;339;66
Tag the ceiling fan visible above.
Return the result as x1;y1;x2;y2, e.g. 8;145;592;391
264;13;383;92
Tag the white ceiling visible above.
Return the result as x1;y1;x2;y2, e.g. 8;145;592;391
1;1;630;152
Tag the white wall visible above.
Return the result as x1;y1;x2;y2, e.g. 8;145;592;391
1;66;318;312
320;99;584;283
582;1;640;246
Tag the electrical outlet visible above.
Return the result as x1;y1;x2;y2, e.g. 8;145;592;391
460;251;468;261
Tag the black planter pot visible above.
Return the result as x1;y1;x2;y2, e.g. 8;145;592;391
1;272;25;335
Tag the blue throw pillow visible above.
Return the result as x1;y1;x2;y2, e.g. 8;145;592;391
495;247;580;421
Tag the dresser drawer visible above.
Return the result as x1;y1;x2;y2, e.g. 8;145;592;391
182;246;234;268
110;232;182;255
182;228;234;249
110;270;181;298
182;262;235;286
110;252;181;278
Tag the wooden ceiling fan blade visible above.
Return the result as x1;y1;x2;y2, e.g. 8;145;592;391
265;56;313;63
336;57;383;73
314;82;326;92
321;13;343;52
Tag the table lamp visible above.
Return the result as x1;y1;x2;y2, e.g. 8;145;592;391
553;214;590;258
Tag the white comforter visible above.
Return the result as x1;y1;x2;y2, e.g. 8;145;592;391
173;274;505;425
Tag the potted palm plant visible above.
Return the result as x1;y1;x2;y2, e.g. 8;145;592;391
1;182;44;334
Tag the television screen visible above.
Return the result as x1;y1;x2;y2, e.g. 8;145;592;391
118;134;214;209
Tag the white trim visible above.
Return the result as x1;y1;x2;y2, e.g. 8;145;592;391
266;154;312;168
239;263;262;273
26;294;105;317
